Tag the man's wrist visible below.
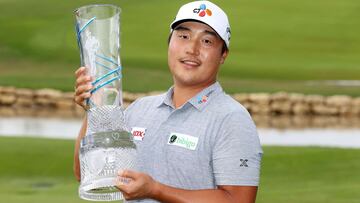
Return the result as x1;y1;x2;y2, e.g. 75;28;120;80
149;179;162;199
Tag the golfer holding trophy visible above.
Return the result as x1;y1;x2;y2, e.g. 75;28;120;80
74;1;262;203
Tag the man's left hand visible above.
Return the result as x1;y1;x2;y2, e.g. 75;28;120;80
116;170;159;200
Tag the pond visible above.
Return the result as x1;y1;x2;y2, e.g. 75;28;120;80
0;116;359;148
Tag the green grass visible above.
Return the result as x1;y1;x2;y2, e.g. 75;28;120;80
0;0;359;95
0;136;359;203
257;146;360;203
0;137;88;203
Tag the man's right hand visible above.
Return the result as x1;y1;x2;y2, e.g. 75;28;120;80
73;67;92;181
74;66;93;110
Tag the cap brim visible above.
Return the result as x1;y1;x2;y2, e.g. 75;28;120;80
170;19;228;48
171;19;221;39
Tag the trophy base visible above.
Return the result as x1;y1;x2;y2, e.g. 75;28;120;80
79;177;124;201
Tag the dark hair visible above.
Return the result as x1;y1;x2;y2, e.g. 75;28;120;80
167;31;228;54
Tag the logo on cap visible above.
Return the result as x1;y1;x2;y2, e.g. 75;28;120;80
226;27;231;41
193;4;212;17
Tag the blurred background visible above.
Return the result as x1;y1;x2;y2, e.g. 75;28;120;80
0;0;359;202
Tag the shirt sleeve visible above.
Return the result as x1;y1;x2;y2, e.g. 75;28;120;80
212;109;263;186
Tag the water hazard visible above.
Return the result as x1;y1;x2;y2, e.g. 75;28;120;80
0;116;359;148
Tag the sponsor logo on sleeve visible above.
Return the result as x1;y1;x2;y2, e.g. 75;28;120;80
240;158;249;167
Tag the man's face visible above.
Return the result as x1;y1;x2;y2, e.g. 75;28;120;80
168;21;228;88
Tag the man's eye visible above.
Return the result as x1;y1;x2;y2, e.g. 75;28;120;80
203;39;212;44
178;34;189;39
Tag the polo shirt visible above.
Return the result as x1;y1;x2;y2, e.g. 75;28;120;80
125;82;262;203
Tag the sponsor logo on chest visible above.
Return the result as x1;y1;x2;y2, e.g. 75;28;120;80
168;132;198;150
131;127;146;141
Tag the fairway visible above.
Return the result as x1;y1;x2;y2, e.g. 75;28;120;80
0;136;359;203
0;0;359;95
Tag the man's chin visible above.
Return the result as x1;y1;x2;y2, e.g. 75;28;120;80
174;79;197;87
174;78;210;88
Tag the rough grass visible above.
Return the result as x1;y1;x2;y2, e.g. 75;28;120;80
0;136;359;203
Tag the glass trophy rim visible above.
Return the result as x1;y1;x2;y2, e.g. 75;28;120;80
74;4;121;19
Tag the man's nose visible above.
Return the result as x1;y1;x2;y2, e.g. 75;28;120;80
185;39;200;56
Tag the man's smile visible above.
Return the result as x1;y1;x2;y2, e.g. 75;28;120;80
179;58;201;68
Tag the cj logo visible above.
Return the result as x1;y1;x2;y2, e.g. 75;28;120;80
197;90;213;104
193;4;212;17
197;95;208;104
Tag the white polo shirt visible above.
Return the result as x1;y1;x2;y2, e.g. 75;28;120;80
125;82;263;203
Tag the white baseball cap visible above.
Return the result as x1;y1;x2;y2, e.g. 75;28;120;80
170;1;231;48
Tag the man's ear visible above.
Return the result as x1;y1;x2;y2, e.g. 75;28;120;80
220;50;229;64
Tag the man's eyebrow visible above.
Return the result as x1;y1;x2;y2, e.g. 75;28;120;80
174;25;218;38
204;30;217;37
174;25;190;31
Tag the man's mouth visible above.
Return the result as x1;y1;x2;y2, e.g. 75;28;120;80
179;58;201;67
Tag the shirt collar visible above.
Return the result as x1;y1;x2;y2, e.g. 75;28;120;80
157;86;175;108
157;82;223;111
188;82;223;111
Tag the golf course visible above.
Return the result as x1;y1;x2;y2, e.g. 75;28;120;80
0;0;360;202
0;0;359;94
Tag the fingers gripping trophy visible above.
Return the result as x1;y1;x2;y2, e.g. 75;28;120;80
74;5;136;201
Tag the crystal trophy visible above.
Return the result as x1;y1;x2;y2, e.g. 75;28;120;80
74;4;136;201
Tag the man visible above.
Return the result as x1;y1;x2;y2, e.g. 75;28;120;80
74;1;262;202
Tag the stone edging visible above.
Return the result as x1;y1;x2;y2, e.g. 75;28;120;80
0;86;360;117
